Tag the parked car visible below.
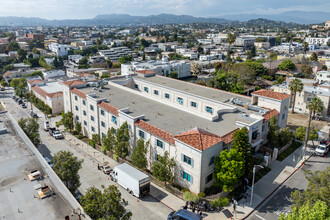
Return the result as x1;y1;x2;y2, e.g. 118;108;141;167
168;209;202;220
29;110;38;118
20;103;27;108
44;121;50;131
315;144;329;156
52;130;63;139
99;164;112;174
12;95;17;100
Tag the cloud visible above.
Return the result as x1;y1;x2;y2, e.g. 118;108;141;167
0;0;329;19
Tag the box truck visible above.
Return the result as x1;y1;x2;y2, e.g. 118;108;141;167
110;163;150;198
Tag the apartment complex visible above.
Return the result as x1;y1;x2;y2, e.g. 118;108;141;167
121;60;191;79
48;43;69;56
273;78;330;119
98;47;133;61
61;75;289;193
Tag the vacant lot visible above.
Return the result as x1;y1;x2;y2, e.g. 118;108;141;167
287;112;328;130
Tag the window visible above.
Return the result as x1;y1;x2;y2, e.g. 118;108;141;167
75;105;78;111
182;154;193;167
177;97;183;104
82;100;86;105
134;84;139;89
83;110;86;116
101;109;105;116
154;153;159;161
139;130;145;139
74;95;78;101
252;130;259;140
209;156;215;166
75;115;79;121
102;133;106;138
156;139;164;149
181;171;193;183
91;115;95;121
165;93;170;99
91;126;95;132
191;101;197;108
101;121;105;128
206;106;213;114
262;125;265;132
206;173;213;184
282;113;285;120
307;97;312;102
144;87;149;93
154;90;159;95
111;116;117;124
90;105;94;111
83;120;87;126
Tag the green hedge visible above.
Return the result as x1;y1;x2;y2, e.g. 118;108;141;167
277;140;302;161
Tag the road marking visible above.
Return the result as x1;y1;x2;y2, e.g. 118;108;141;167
255;214;267;220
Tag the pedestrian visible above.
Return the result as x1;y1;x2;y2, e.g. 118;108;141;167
192;206;196;213
189;201;193;209
199;211;203;216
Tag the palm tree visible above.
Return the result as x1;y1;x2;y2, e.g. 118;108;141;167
302;42;308;54
227;33;236;63
289;79;304;114
303;97;323;157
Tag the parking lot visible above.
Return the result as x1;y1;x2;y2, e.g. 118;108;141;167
2;88;174;220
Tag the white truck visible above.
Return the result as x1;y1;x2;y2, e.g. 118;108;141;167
44;121;50;131
110;163;150;198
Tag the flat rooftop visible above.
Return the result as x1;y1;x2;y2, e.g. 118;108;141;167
134;75;251;103
39;81;64;94
0;114;77;220
80;83;258;137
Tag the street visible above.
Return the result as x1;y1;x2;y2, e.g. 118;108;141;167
1;89;173;220
247;153;330;220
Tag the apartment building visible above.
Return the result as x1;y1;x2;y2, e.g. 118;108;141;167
121;60;191;79
28;81;64;114
316;71;330;83
305;37;330;46
24;34;45;41
273;78;330;119
98;47;133;61
61;75;289;193
48;43;69;57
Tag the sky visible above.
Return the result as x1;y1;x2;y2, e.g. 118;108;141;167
0;0;330;19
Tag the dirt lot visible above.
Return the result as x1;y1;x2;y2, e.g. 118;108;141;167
287;112;328;130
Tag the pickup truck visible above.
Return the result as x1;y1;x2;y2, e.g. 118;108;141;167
48;128;63;139
315;143;329;156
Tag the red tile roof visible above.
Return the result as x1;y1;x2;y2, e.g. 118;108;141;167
134;119;175;144
47;92;63;98
71;88;86;99
98;101;118;116
220;128;239;145
252;89;290;101
27;79;43;84
174;127;222;151
3;71;11;77
136;70;156;75
61;80;85;87
262;109;280;122
31;85;47;99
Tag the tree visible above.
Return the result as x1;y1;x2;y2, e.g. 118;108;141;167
230;127;252;175
302;42;309;54
294;126;306;141
279;200;329;220
279;127;293;147
52;151;83;194
291;167;330;209
131;138;149;170
303;97;323;157
18;118;40;146
114;122;130;158
56;112;74;132
6;42;19;51
191;62;202;76
213;148;245;192
80;185;132;220
53;56;59;68
10;78;27;97
322;65;328;71
102;127;116;152
170;71;178;79
275;76;285;85
17;48;27;62
58;56;64;68
267;117;280;148
75;122;81;134
92;134;101;145
278;60;296;71
289;79;304;114
250;46;256;58
78;56;89;69
152;151;175;185
310;52;318;62
231;63;256;84
106;58;113;69
227;33;236;63
300;64;312;78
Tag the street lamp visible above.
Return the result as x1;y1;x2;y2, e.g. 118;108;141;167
250;165;264;206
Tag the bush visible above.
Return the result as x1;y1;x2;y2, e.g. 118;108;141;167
77;134;83;139
261;75;273;80
204;185;222;195
277;140;302;161
210;197;230;208
197;192;205;198
89;140;95;148
183;191;198;203
181;188;189;193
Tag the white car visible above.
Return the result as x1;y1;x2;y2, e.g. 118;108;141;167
315;144;329;156
53;130;63;139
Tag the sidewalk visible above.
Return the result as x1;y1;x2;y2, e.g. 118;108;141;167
233;142;315;220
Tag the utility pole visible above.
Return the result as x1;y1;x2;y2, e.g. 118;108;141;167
250;165;264;206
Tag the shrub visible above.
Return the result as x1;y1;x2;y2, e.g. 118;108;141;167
181;188;189;193
197;192;205;198
89;140;95;148
183;191;198;203
261;75;273;80
211;197;230;208
277;140;302;161
77;134;83;139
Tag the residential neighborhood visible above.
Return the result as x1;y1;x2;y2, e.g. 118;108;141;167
0;2;329;220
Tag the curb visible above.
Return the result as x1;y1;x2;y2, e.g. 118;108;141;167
243;153;314;219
